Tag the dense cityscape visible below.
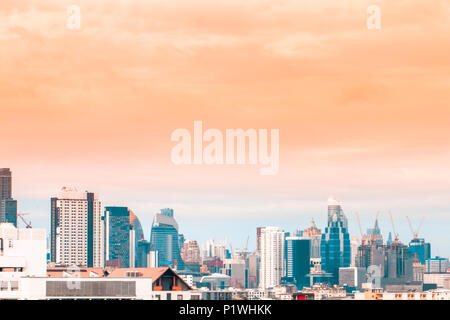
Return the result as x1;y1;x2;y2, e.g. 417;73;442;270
0;167;449;300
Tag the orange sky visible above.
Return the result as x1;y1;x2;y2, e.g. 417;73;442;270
1;0;449;252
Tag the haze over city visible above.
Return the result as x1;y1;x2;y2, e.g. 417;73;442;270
1;0;449;256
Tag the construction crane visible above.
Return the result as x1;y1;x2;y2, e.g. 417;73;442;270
355;212;367;245
406;216;424;240
17;212;32;228
388;211;399;249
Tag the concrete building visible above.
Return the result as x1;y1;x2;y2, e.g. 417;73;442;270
339;267;366;290
426;257;449;273
223;258;247;289
50;187;104;268
303;219;321;259
0;223;47;299
259;226;284;289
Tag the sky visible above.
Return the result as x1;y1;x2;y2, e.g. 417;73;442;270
1;0;450;256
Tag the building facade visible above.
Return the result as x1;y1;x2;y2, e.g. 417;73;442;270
320;198;351;283
150;208;185;270
50;187;104;267
284;236;310;289
259;226;284;289
104;206;145;268
0;169;17;227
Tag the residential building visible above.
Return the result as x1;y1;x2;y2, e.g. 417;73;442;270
259;226;284;289
50;187;104;268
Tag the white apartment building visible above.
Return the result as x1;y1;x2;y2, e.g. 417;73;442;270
51;187;104;268
259;226;284;289
0;223;47;299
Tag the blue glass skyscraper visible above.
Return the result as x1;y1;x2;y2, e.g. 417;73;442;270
105;206;145;268
284;236;310;289
320;198;351;283
409;238;431;264
150;208;185;270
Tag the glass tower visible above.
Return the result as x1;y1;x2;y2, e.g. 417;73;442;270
284;236;310;289
409;238;431;265
320;198;351;283
105;206;145;268
150;208;185;270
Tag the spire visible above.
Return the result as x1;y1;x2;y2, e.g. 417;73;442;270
310;218;317;229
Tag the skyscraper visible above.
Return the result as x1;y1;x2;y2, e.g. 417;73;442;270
367;218;383;245
284;236;310;289
0;168;12;200
50;187;104;267
409;238;431;265
0;168;17;226
259;226;284;289
150;208;185;270
104;206;145;268
303;218;321;259
320;198;351;283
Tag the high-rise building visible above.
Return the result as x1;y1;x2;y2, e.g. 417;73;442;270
104;206;144;268
409;238;431;265
256;227;263;255
339;267;366;290
150;208;185;270
426;256;449;273
50;187;104;267
303;219;321;259
259;226;284;289
284;236;310;289
0;169;17;227
181;240;201;264
384;243;414;285
367;218;383;245
320;198;351;283
350;237;360;267
0;168;12;200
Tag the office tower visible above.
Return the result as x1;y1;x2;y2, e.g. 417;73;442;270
426;257;450;273
256;227;263;255
303;219;321;259
247;253;260;288
0;168;12;200
259;226;284;289
50;187;104;267
339;267;366;290
136;239;151;267
104;206;144;268
367;218;383;245
223;258;247;288
320;198;351;283
409;238;431;265
150;208;185;270
0;169;17;227
413;255;425;282
182;239;201;272
384;243;413;284
355;243;386;275
181;240;201;264
350;237;360;267
284;236;310;289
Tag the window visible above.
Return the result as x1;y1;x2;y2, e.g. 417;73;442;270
177;295;183;300
191;295;200;300
1;281;8;291
10;281;19;291
167;293;172;300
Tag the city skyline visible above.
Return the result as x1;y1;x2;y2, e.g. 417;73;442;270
4;170;448;258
